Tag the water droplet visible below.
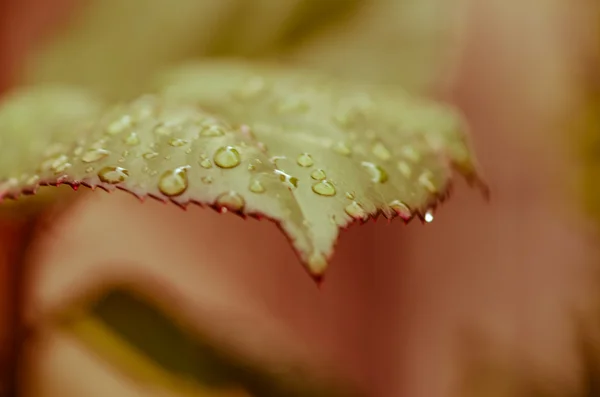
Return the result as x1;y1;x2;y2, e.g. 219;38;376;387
154;124;172;137
418;171;437;193
312;180;336;196
201;176;213;184
249;178;266;193
106;114;133;135
199;156;213;169
345;192;355;200
124;132;140;146
331;141;352;156
401;146;421;162
389;200;411;220
308;252;327;276
275;170;298;189
185;148;192;154
214;146;241;169
361;162;388;183
158;166;189;197
168;138;188;147
372;141;392;161
85;166;94;173
215;191;245;212
397;161;412;177
345;201;367;220
143;152;159;160
82;148;110;163
98;166;129;184
424;210;434;223
199;125;225;137
311;169;326;180
41;154;71;174
296;153;314;167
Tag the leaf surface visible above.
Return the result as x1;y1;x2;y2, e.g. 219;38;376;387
0;62;485;277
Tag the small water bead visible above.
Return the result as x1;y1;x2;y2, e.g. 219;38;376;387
199;156;213;169
345;201;367;220
158;166;189;197
201;176;213;184
397;161;412;178
389;200;411;220
296;153;314;167
106;114;133;135
168;138;188;147
424;210;434;223
275;170;298;189
371;141;392;161
82;148;110;163
418;171;437;193
331;141;352;156
310;169;326;181
345;192;355;200
312;180;336;196
214;146;241;169
143;152;159;160
215;191;245;212
124;132;140;146
307;252;328;276
361;162;388;183
98;166;129;184
199;125;225;137
249;178;266;193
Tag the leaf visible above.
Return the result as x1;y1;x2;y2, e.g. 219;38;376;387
55;286;363;397
0;62;486;277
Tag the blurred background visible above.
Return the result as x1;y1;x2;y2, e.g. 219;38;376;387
0;0;598;396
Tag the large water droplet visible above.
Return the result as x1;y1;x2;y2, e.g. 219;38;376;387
312;180;336;196
389;200;411;220
158;166;189;197
98;166;129;184
361;162;388;183
331;141;352;156
216;191;245;212
106;114;133;135
345;201;367;220
249;178;266;193
82;148;110;163
214;146;241;169
372;141;392;161
310;169;326;181
275;170;298;189
124;132;140;146
296;153;314;167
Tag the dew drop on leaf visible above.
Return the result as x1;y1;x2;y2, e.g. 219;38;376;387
344;201;367;220
371;141;392;161
123;132;140;146
106;115;133;135
142;152;159;160
296;153;314;167
424;210;434;223
213;146;241;169
361;162;388;183
249;178;266;194
168;138;188;147
418;170;437;193
215;191;245;212
199;156;213;169
310;169;326;181
81;148;110;163
275;170;298;189
158;166;189;197
201;176;213;184
389;200;411;220
98;166;129;184
331;141;352;156
199;125;225;137
312;180;336;196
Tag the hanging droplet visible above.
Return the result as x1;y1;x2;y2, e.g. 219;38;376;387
424;210;434;223
312;180;336;196
82;148;110;163
331;141;352;156
106;114;133;135
199;125;225;137
371;141;392;161
98;166;129;184
361;162;388;183
345;201;367;220
168;138;188;147
296;153;314;167
389;200;411;220
124;132;140;146
275;170;298;189
215;191;245;212
158;166;189;197
310;169;326;181
214;146;241;169
249;178;266;193
307;252;328;277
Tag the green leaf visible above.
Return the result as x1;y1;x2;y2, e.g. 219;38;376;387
55;286;363;397
0;62;486;277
